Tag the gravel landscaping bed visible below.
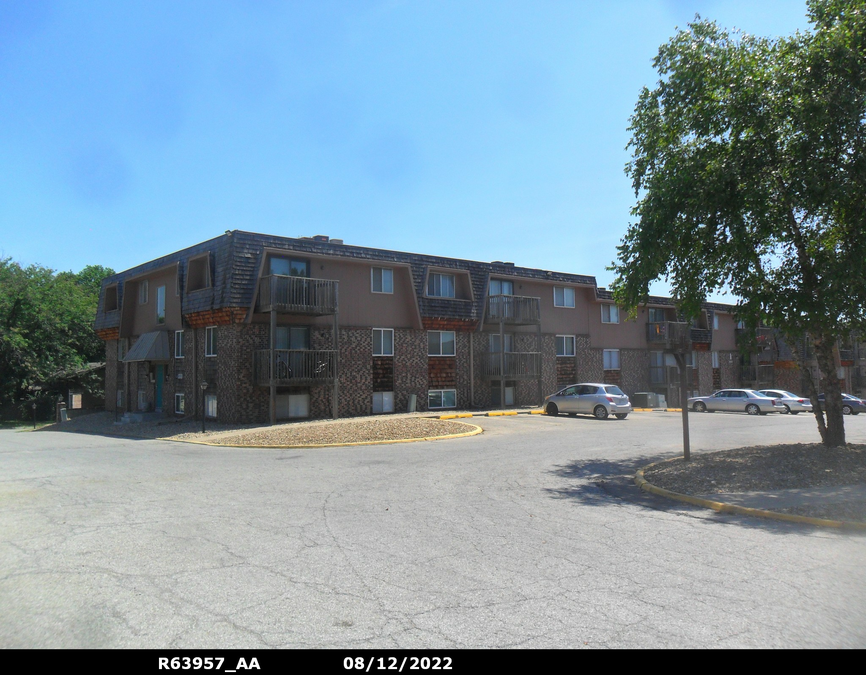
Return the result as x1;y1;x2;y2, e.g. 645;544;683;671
642;443;866;523
35;411;479;447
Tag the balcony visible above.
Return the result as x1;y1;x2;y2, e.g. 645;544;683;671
839;348;855;364
690;327;712;344
479;351;541;380
646;321;691;350
484;295;541;326
254;349;337;386
256;275;338;315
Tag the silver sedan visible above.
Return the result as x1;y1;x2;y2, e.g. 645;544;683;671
688;389;785;415
757;389;813;415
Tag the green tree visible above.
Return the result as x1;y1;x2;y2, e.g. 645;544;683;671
611;0;866;447
0;259;114;415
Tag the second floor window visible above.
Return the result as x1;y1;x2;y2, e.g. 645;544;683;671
556;335;575;357
489;279;513;296
554;286;574;308
713;314;720;330
373;328;394;356
156;286;166;324
206;326;217;357
649;308;666;323
427;273;455;298
371;267;393;293
601;304;619;324
139;280;148;304
175;331;184;358
428;331;456;356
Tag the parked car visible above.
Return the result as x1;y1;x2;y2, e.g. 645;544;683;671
757;390;813;415
816;393;866;415
544;383;632;420
688;389;785;415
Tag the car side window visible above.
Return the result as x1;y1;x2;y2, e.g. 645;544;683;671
579;386;597;395
714;392;726;398
562;387;577;396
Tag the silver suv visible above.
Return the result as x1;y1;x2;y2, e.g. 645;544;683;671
544;383;632;420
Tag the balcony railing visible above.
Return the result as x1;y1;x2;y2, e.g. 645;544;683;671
690;327;712;344
256;275;338;314
254;349;337;386
647;321;691;350
479;351;541;380
484;295;541;325
839;349;854;363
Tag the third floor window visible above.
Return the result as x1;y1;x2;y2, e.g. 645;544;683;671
427;273;455;298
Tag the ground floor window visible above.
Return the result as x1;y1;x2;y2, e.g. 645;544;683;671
491;382;515;407
276;392;309;419
138;390;147;411
556;335;575;357
603;349;620;370
205;394;217;418
428;389;456;409
372;391;394;413
116;390;124;408
175;393;185;414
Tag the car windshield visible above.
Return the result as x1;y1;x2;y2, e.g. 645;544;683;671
603;386;625;396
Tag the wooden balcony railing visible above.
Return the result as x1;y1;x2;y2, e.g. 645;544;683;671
485;295;541;325
690;327;712;344
257;275;338;314
254;349;337;386
479;351;541;380
646;321;691;350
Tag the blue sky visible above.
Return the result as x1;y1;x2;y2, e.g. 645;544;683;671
0;0;810;300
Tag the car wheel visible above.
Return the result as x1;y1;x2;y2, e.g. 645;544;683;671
593;405;609;420
694;401;707;413
545;403;558;416
783;405;791;414
746;404;760;415
842;405;853;415
790;411;799;415
615;413;628;420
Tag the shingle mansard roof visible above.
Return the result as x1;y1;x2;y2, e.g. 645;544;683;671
95;230;736;331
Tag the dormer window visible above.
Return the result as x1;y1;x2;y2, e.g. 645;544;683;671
427;272;455;298
104;285;118;312
187;255;211;292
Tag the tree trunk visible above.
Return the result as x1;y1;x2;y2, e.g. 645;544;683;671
814;337;846;447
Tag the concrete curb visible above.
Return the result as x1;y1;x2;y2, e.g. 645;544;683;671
168;421;484;449
635;457;866;530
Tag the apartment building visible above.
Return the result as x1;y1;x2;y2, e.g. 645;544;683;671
94;231;742;424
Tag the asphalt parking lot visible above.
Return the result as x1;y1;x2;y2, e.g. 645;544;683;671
1;411;865;648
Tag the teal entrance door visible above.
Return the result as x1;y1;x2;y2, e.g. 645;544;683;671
155;365;163;412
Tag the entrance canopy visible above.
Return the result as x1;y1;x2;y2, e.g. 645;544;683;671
123;331;171;363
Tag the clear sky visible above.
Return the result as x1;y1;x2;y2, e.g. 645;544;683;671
0;0;811;300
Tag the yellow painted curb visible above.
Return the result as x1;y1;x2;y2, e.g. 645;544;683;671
455;413;474;418
438;414;458;419
530;409;545;415
168;422;483;449
487;411;518;416
665;408;682;412
635;458;866;530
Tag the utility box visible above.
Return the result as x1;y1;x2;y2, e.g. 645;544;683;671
633;392;660;408
407;394;417;413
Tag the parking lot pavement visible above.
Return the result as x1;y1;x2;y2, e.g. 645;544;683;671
1;413;865;649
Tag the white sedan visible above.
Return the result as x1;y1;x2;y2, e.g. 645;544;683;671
688;389;785;415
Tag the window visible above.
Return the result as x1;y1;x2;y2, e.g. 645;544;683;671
712;351;720;369
104;285;118;312
601;304;619;324
427;272;455;298
713;314;720;330
603;349;620;370
118;338;127;362
116;390;124;408
489;333;513;353
205;326;217;357
428;389;456;409
736;319;746;329
138;390;147;411
554;286;575;308
556;335;575;357
489;279;513;296
428;331;456;356
156;285;166;324
270;257;309;277
175;393;185;415
139;280;148;304
649;308;667;323
685;351;697;368
373;328;394;356
371;267;393;294
275;326;310;350
175;331;184;359
205;394;217;418
372;392;394;414
650;351;665;384
187;255;211;292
